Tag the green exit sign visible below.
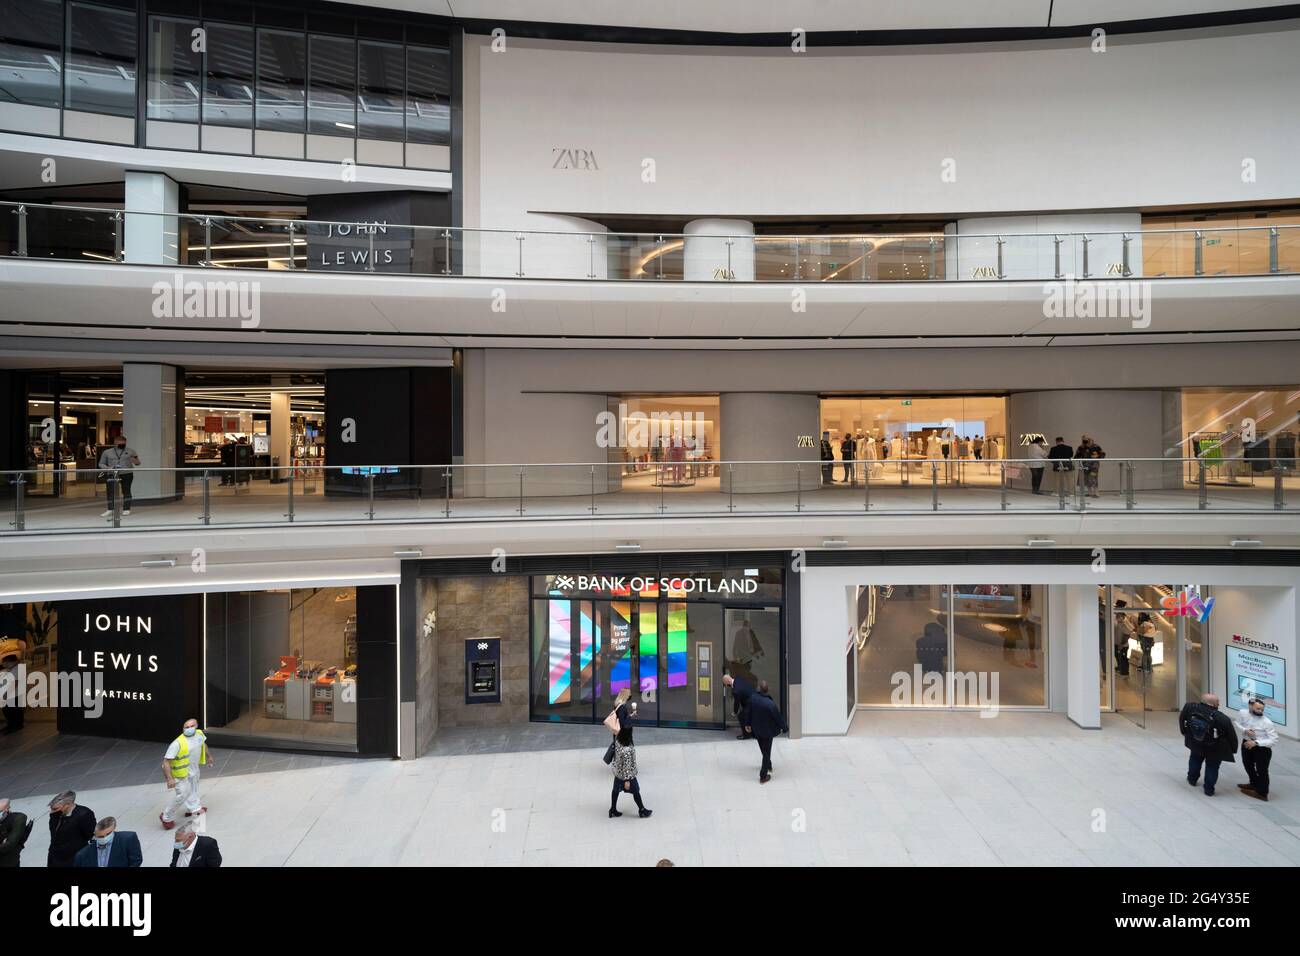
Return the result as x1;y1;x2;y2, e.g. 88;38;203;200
901;400;912;406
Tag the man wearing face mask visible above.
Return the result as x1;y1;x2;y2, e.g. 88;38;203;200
170;823;222;868
0;798;32;867
160;718;214;830
46;790;96;868
73;817;142;868
1235;697;1280;802
98;433;140;518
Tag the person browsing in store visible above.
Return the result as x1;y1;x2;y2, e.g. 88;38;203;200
160;718;214;830
1235;697;1280;802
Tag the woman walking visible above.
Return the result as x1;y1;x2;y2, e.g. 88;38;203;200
609;726;652;819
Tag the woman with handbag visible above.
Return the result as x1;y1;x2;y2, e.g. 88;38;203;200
601;688;633;766
609;726;651;819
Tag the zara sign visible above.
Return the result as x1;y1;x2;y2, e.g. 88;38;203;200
55;595;201;742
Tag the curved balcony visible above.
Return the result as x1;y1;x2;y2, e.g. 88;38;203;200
4;201;1299;282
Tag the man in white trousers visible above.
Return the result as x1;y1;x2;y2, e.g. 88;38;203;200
160;718;213;830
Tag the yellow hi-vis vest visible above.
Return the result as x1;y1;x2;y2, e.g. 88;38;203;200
169;732;206;779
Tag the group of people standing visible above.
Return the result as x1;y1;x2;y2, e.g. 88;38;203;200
602;675;789;817
1178;693;1279;800
0;718;222;868
1024;434;1107;496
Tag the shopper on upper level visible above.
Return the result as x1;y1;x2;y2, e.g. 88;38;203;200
1048;436;1074;496
840;433;856;485
1026;436;1048;494
98;434;139;518
819;431;835;485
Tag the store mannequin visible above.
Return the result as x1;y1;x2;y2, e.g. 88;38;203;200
925;432;942;461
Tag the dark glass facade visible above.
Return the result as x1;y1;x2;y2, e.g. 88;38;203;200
529;566;785;730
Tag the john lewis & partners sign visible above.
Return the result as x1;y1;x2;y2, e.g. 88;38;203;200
56;596;197;742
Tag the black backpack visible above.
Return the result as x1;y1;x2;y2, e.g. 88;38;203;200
1187;704;1217;744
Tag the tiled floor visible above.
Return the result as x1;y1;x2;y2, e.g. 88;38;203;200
3;712;1298;867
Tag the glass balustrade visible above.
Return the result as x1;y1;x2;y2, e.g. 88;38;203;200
5;202;1298;282
2;457;1292;534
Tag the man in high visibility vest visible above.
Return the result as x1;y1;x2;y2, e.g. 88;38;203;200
160;718;213;830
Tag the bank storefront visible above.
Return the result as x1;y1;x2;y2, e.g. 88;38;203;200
405;552;792;737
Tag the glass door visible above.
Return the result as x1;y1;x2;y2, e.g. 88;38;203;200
657;602;725;728
724;608;782;722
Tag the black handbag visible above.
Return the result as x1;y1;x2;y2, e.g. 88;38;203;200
602;739;616;765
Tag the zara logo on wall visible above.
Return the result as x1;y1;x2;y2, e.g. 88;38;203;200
552;148;599;171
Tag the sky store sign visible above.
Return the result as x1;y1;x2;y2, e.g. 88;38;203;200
550;574;760;596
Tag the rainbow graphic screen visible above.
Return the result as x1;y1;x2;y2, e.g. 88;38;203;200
578;601;596;703
546;599;572;705
667;603;688;688
639;603;658;694
609;601;633;697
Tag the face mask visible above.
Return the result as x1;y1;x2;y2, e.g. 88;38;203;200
95;835;113;847
183;726;197;737
174;840;187;850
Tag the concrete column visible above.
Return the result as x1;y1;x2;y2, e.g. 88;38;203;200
123;363;180;501
684;218;754;281
1006;389;1178;493
270;390;291;478
720;392;818;492
1064;584;1102;729
124;171;180;265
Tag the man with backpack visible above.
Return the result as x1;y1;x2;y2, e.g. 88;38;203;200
1178;693;1238;796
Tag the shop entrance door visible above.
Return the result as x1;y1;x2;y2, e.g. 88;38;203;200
1104;585;1183;725
723;608;782;727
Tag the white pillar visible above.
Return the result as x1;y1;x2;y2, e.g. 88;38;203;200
684;218;754;281
719;392;818;492
270;391;291;477
123;363;179;501
124;171;180;265
1064;585;1101;729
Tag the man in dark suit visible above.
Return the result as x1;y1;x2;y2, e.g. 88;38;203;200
47;791;96;867
170;824;222;868
1179;692;1239;796
73;817;143;868
745;680;788;784
0;798;31;867
723;673;755;740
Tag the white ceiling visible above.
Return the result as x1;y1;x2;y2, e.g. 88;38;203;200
331;0;1295;33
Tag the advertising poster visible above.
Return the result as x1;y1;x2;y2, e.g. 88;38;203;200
1224;644;1287;725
